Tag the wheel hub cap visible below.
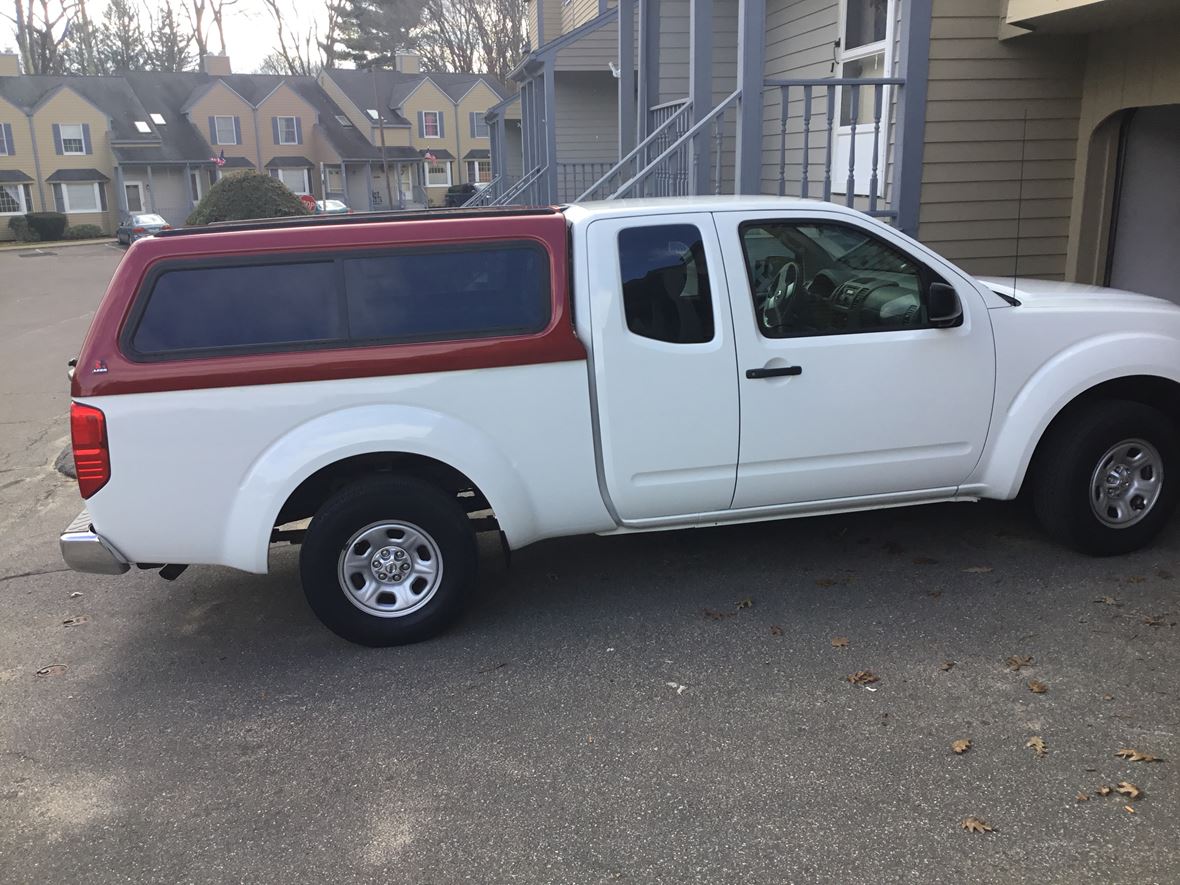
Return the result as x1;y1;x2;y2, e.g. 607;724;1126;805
1089;439;1163;529
337;521;443;618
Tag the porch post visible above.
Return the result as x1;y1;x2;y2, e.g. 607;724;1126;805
894;0;932;237
688;0;713;194
396;162;405;208
637;0;660;142
184;163;194;212
146;165;157;212
543;60;559;202
341;163;349;202
365;162;375;210
114;165;127;213
618;0;637;158
734;0;766;194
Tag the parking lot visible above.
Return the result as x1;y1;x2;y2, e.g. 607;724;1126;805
1;242;1178;884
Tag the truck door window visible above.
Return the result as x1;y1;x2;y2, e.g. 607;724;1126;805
618;224;714;344
739;221;936;338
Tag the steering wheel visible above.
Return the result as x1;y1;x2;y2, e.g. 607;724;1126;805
761;260;802;331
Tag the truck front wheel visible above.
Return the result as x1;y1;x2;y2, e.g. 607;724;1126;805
1033;399;1179;556
300;476;477;646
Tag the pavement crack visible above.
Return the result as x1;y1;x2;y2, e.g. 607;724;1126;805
0;567;72;584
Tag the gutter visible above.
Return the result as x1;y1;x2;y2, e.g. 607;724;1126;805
25;110;45;208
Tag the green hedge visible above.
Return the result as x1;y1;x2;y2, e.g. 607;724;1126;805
186;172;310;225
7;216;39;242
63;224;106;240
25;212;68;241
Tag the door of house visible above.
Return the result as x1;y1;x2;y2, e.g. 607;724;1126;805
832;0;895;198
1108;105;1180;304
124;182;145;213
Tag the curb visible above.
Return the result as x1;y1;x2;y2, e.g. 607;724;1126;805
0;238;116;252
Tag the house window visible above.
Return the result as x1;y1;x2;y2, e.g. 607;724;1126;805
59;123;85;154
214;115;238;145
424;161;451;187
276;167;310;194
838;0;894;126
189;170;203;202
124;182;145;212
422;111;442;138
325;166;344;193
277;116;298;145
61;181;101;213
467;159;492;185
0;183;28;214
470;112;490;139
0;125;10;155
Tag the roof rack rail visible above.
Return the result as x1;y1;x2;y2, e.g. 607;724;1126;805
156;205;559;237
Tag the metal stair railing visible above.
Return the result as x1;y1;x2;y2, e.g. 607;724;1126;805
576;99;694;201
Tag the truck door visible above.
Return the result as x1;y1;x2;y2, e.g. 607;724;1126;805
585;214;740;522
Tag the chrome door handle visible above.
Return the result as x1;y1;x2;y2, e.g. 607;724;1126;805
746;366;802;379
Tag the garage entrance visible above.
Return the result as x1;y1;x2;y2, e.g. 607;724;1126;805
1107;105;1180;303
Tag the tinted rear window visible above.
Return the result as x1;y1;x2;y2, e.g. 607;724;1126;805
127;242;550;359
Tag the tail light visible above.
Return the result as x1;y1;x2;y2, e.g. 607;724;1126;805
162;225;173;230
132;226;146;234
70;403;110;499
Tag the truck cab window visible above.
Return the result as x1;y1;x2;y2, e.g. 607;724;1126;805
618;224;714;344
739;221;934;338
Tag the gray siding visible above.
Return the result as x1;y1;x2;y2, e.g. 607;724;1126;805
555;71;619;169
918;0;1086;279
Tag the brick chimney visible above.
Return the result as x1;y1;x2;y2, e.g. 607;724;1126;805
394;52;420;74
202;54;232;75
0;53;20;76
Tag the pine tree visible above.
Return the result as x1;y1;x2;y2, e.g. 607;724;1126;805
96;0;148;73
148;1;195;72
335;0;426;67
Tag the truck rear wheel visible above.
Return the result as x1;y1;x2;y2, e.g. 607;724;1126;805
1033;399;1179;556
299;476;477;646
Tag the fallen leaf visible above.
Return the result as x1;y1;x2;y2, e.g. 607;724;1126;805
1124;805;1136;814
1141;614;1170;627
665;681;687;695
1102;694;1115;701
69;591;83;599
847;670;879;686
962;566;993;574
1116;782;1143;801
961;817;993;833
1026;736;1047;757
769;625;783;637
1094;596;1122;607
1028;679;1048;694
34;664;67;677
913;556;939;565
736;598;753;610
1124;575;1147;584
1097;786;1113;797
952;739;972;755
831;636;849;648
702;608;734;621
1116;748;1163;763
1076;792;1089;802
940;660;956;672
1005;655;1034;671
61;615;88;627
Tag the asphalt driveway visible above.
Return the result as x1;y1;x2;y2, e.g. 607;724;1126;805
0;243;1177;884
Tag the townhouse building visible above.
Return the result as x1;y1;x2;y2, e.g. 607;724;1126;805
0;52;506;238
479;0;1180;302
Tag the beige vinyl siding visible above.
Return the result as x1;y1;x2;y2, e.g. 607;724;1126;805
918;0;1086;279
187;81;259;169
256;83;320;191
33;88;117;232
530;0;565;47
0;95;38;232
567;0;601;32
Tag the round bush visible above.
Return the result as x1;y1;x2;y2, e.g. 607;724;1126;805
7;216;39;242
25;212;68;241
63;224;106;240
186;172;311;225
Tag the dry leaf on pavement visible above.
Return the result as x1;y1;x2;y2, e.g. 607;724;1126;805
61;616;88;627
1124;805;1136;814
952;739;972;755
1142;614;1171;627
1005;655;1034;671
736;597;753;609
769;625;783;637
1028;679;1048;694
35;664;67;677
1096;785;1113;796
961;817;993;833
831;636;849;648
847;670;879;686
941;660;956;671
702;608;735;621
1116;782;1143;801
1076;792;1089;802
963;566;993;574
1094;596;1122;606
1116;748;1163;763
1026;736;1047;757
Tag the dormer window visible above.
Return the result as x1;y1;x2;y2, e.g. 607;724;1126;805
151;113;166;125
366;109;379;120
134;121;151;134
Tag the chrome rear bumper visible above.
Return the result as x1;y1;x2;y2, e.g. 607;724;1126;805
60;509;129;575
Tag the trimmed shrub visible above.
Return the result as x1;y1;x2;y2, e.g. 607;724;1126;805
63;224;106;240
25;212;68;241
7;216;39;242
186;172;311;225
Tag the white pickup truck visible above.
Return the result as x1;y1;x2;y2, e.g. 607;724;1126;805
61;197;1180;645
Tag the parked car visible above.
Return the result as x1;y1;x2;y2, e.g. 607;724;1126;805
60;197;1180;646
115;213;172;245
315;199;351;215
444;183;477;207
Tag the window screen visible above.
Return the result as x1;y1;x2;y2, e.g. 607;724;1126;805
618;224;714;344
131;261;343;355
343;245;548;343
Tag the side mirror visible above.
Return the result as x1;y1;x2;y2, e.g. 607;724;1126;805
928;282;963;328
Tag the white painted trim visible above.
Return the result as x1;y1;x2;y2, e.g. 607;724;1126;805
213;115;238;146
423;158;452;186
123;180;145;213
421;110;444;138
59;181;102;213
59;122;86;155
0;181;28;215
275;166;311;195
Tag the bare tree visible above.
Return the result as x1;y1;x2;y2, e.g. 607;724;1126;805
183;0;209;63
412;0;524;81
7;0;78;74
146;0;194;71
208;0;236;54
259;0;343;76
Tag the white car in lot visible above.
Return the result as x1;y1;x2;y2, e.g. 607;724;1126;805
60;197;1180;645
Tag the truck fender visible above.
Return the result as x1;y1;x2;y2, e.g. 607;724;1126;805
221;404;541;573
970;333;1180;499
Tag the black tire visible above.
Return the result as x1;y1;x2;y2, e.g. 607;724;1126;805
1033;399;1179;555
299;475;477;646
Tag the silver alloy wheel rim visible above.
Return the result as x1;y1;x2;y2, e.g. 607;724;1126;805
1089;438;1163;529
337;520;444;618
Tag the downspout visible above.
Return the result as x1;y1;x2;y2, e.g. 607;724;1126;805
454;102;463;185
26;111;45;209
252;106;263;170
